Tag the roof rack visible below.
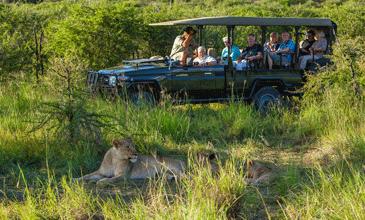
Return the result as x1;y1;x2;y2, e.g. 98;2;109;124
122;58;166;69
150;16;335;27
123;58;165;64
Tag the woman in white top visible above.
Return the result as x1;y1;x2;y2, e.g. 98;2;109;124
299;31;328;70
193;46;217;66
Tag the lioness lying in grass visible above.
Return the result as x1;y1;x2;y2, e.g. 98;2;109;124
243;159;275;185
75;138;186;185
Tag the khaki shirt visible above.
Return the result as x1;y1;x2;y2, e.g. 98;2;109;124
170;35;196;60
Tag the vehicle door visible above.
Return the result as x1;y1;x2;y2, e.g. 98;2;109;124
215;65;248;99
205;65;226;98
170;65;223;99
234;68;250;98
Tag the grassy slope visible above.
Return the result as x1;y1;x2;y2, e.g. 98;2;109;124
0;72;364;219
0;0;364;219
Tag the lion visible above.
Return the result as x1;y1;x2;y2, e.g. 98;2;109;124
194;151;219;174
75;138;138;183
75;138;186;186
243;159;274;185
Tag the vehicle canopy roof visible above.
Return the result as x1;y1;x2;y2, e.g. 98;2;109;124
150;16;336;28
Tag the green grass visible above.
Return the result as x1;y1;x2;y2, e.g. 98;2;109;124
282;164;365;220
0;159;247;219
0;70;364;219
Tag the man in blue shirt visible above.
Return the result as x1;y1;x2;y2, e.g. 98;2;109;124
267;31;296;70
221;37;241;63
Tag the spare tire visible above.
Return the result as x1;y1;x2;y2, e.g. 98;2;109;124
253;86;282;113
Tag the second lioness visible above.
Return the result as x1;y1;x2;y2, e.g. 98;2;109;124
243;159;275;185
76;138;186;185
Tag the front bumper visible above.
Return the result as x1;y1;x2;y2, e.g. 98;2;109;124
86;71;126;96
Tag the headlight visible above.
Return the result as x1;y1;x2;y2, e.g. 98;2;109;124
109;76;117;86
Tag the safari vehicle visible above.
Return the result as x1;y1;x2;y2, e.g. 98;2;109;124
86;16;337;110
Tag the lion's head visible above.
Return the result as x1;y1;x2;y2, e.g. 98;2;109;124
242;159;255;178
242;159;271;178
112;138;138;163
196;151;217;163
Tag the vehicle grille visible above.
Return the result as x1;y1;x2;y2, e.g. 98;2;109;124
87;71;99;91
102;75;110;85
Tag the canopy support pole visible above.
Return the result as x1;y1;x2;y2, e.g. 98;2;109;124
294;26;300;64
226;25;235;97
261;26;267;47
197;25;204;46
227;25;235;75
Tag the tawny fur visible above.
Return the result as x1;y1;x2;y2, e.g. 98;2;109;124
128;155;185;180
244;160;274;185
75;138;138;184
75;138;186;186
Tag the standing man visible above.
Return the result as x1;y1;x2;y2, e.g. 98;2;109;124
170;26;197;66
221;36;241;63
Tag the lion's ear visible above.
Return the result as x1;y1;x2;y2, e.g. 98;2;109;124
248;160;254;167
112;139;120;148
209;153;217;160
243;159;253;167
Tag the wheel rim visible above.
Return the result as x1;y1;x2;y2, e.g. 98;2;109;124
258;94;279;112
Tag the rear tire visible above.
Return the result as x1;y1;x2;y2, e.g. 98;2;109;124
253;86;282;113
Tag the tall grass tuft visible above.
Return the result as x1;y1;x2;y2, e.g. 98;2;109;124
282;165;365;220
0;157;248;219
114;157;247;219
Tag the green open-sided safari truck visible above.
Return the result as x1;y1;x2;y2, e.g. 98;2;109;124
87;16;337;111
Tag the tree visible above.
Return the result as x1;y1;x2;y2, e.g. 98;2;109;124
32;56;109;144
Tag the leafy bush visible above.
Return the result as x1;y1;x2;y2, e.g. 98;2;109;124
46;1;146;69
32;57;109;144
1;0;365;78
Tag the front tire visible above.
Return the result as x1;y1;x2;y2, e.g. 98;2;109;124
253;86;282;113
129;89;156;106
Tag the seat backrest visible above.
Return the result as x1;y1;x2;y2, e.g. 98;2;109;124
207;48;216;58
